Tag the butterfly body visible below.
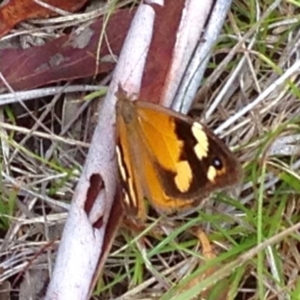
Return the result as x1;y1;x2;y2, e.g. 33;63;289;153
115;88;242;221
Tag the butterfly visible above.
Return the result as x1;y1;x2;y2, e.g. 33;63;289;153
115;87;242;221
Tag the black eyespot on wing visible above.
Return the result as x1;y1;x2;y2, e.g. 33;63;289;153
212;157;223;170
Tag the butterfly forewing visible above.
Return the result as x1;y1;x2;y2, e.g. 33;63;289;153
116;90;242;220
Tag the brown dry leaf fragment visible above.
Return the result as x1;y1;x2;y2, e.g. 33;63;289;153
0;0;88;37
176;228;229;300
0;9;135;91
140;0;186;104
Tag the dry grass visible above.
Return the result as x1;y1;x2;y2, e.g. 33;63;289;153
0;0;300;299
